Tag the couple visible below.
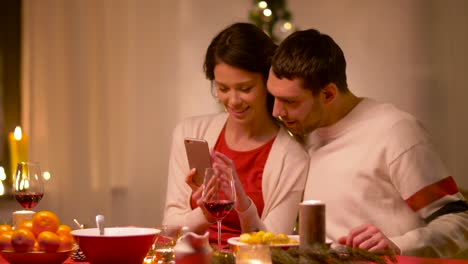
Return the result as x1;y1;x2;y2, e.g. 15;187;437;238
163;22;468;257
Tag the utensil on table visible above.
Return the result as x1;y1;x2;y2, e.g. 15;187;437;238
96;215;105;235
73;219;84;229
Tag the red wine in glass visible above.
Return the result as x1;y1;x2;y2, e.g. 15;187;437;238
203;200;235;220
14;192;44;210
202;167;236;249
13;162;44;210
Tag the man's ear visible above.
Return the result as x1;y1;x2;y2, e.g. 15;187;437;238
321;83;338;105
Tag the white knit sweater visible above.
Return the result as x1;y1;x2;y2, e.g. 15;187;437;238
163;112;309;234
304;98;468;257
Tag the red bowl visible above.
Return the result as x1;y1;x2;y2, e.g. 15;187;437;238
0;249;73;264
71;227;159;264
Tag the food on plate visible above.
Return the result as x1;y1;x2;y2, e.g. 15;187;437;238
0;210;75;253
238;231;298;245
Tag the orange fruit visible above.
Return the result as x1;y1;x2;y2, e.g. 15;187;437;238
18;220;33;232
0;224;12;235
58;234;74;251
32;211;60;237
56;224;72;237
11;228;35;252
37;231;60;252
0;232;13;251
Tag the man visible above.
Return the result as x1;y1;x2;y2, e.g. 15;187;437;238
267;28;468;257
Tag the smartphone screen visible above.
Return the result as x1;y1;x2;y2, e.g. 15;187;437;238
184;138;212;186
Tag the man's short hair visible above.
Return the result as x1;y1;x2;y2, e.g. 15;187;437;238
271;29;348;95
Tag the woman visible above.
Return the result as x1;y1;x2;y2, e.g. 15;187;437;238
162;23;308;245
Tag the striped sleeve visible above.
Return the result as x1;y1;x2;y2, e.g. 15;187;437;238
389;142;466;220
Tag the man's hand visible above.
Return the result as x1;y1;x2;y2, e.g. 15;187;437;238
338;224;401;254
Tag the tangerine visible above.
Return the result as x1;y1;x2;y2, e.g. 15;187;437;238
0;224;12;235
11;228;35;252
18;220;33;232
32;210;60;237
0;232;13;251
37;231;60;252
58;234;74;251
56;224;72;237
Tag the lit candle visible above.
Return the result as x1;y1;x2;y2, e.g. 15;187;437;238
8;126;28;179
0;166;6;195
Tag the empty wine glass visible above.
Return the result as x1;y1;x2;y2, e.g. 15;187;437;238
202;167;236;249
13;162;44;210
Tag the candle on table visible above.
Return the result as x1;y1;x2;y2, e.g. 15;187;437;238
12;210;35;229
299;200;326;249
8;126;28;179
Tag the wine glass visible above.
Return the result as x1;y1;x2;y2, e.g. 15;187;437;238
202;167;236;249
13;162;44;210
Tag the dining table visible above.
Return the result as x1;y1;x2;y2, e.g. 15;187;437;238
0;255;467;264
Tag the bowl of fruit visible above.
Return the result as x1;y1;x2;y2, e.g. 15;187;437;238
0;211;75;264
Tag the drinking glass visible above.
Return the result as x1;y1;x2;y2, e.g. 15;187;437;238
235;244;272;264
202;167;236;249
13;162;44;210
150;225;183;264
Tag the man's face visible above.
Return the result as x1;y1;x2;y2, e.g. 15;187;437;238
267;69;326;135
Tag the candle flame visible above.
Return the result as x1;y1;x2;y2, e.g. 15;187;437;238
0;167;5;196
14;126;23;141
0;167;6;181
19;178;30;190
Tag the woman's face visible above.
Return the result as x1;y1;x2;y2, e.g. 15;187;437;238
213;63;268;125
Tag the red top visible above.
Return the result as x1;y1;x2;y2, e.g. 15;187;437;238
191;126;275;245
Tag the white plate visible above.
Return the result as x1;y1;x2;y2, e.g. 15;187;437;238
227;235;300;247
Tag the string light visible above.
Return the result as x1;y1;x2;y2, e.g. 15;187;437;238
249;0;295;43
43;171;51;181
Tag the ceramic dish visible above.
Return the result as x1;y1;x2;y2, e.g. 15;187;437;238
227;234;300;248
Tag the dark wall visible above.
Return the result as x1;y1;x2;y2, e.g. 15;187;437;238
0;0;22;191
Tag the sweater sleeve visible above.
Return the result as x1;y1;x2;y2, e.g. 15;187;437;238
261;129;309;234
162;120;212;232
235;129;309;234
391;211;468;257
388;135;468;257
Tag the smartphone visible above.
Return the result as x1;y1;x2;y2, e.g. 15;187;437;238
184;137;212;186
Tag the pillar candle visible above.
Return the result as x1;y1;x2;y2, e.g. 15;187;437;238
12;210;35;229
299;200;326;249
8;126;28;179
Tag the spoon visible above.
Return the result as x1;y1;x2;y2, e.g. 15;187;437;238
73;219;84;229
96;214;105;235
